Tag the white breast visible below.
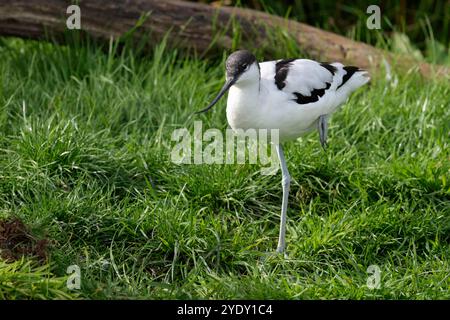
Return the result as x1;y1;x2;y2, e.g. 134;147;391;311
226;80;328;142
226;82;262;131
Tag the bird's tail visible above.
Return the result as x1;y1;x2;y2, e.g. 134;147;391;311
338;67;370;94
322;65;370;115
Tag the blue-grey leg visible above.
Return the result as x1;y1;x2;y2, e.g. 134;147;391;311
318;114;328;150
275;144;290;254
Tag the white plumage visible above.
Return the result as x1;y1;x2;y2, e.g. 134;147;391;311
226;58;370;142
197;50;370;254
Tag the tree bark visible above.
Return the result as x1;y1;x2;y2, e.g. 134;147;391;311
0;0;448;79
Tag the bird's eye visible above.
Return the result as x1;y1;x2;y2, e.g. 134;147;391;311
241;64;248;70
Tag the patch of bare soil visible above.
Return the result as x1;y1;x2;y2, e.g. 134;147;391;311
0;217;49;262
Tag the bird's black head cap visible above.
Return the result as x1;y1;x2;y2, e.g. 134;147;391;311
225;50;258;79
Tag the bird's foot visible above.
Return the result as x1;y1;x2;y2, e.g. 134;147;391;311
318;114;328;151
276;248;289;259
275;246;284;254
259;250;288;263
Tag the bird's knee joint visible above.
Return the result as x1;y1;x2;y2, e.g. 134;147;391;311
282;175;291;186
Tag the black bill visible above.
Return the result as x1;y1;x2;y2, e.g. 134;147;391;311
195;77;237;114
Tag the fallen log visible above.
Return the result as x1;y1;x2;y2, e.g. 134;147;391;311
0;0;448;79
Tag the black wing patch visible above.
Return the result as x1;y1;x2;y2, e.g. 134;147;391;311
293;82;331;105
337;66;360;89
320;63;337;75
274;58;296;90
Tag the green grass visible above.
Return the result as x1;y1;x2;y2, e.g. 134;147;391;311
0;35;449;299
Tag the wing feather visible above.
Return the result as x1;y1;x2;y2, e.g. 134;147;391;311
265;59;335;103
259;59;366;106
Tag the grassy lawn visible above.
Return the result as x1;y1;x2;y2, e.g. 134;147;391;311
0;36;449;299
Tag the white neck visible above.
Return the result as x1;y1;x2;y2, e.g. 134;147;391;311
226;78;261;130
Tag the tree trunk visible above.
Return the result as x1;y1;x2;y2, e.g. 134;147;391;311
0;0;448;79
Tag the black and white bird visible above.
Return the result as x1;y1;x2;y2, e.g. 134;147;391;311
197;50;370;254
